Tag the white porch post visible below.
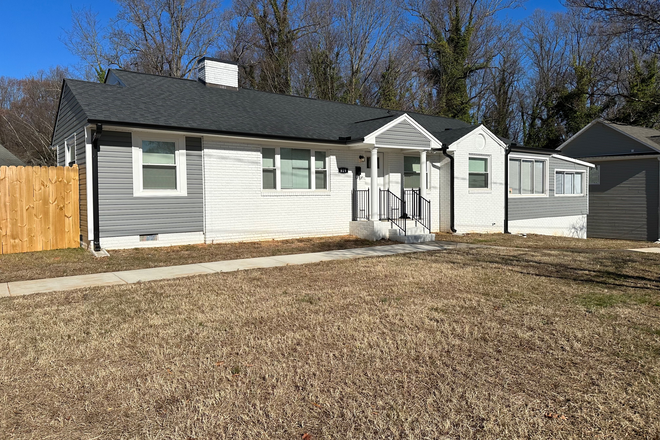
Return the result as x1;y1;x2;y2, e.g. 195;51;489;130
420;150;427;199
370;147;379;220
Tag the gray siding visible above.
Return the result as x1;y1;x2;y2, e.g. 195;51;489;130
52;82;89;243
587;158;659;241
561;122;656;158
375;120;431;149
97;131;203;238
509;156;589;221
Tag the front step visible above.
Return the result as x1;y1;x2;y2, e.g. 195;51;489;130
390;233;436;244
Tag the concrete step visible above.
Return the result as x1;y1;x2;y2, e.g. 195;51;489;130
390;233;436;244
389;226;429;237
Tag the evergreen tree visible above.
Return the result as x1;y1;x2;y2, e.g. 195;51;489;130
614;54;660;128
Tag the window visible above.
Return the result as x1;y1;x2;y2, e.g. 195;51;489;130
315;151;327;190
556;171;585;195
132;133;187;197
468;157;489;189
509;158;546;195
589;165;600;185
261;147;329;191
142;140;177;190
262;148;276;189
404;156;421;188
65;134;76;166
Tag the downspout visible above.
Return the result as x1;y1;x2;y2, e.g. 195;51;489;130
92;123;103;252
441;145;456;233
504;142;515;234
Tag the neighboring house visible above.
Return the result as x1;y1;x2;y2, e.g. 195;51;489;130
558;119;660;242
0;144;24;167
52;58;592;251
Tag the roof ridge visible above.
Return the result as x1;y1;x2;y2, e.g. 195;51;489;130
110;69;468;124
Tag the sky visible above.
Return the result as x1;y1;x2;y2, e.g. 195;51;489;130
0;0;566;79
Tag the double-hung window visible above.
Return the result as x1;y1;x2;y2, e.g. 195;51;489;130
589;165;600;185
468;156;489;189
65;134;76;166
556;170;585;195
132;133;187;197
262;147;329;190
509;158;547;195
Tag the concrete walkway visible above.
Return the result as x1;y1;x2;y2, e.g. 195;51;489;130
1;242;462;298
629;247;660;253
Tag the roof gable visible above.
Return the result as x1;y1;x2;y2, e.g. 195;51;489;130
558;120;660;157
0;145;24;166
364;114;440;149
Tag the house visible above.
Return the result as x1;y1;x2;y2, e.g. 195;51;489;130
0;144;24;167
51;58;592;251
558;119;660;242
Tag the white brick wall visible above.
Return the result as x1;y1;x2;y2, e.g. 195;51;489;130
451;128;506;234
509;214;587;238
203;139;356;242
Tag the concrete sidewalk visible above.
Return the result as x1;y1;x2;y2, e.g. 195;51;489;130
629;247;660;253
1;241;461;298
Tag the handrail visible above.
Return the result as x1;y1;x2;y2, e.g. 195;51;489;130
352;189;369;221
404;189;431;233
379;189;406;235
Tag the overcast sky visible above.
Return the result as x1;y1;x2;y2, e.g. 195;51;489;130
0;0;566;79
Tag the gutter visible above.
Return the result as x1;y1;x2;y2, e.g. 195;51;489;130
92;123;103;252
438;145;456;233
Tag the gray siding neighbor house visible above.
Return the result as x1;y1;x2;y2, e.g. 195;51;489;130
558;119;660;242
51;58;595;251
0;144;24;167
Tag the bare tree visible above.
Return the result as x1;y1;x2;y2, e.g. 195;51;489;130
0;67;72;166
65;0;224;79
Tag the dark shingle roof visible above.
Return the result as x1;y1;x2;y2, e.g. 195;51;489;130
601;120;660;150
65;70;472;144
0;145;24;166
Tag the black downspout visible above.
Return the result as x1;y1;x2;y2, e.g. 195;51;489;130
441;145;456;233
92;124;103;252
504;142;516;234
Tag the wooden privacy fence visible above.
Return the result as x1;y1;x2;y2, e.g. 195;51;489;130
0;166;80;254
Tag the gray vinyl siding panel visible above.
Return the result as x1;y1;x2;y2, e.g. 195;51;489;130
76;128;87;244
375;120;431;149
52;83;87;150
509;156;589;221
97;131;203;238
562;122;656;158
587;159;659;241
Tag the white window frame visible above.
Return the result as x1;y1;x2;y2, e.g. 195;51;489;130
65;133;76;166
132;132;188;197
261;147;330;192
468;154;491;192
554;169;586;197
508;155;549;197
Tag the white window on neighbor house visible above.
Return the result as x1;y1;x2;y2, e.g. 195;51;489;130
132;133;187;197
468;156;489;189
65;134;76;166
555;170;585;195
589;165;600;185
261;147;328;190
509;157;547;195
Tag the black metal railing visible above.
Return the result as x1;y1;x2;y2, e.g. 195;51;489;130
352;189;370;221
404;189;432;233
379;189;406;235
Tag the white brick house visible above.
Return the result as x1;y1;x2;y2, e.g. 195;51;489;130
52;58;593;250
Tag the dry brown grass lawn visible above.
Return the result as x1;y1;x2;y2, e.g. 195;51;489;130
0;236;394;283
435;232;660;250
1;247;659;439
